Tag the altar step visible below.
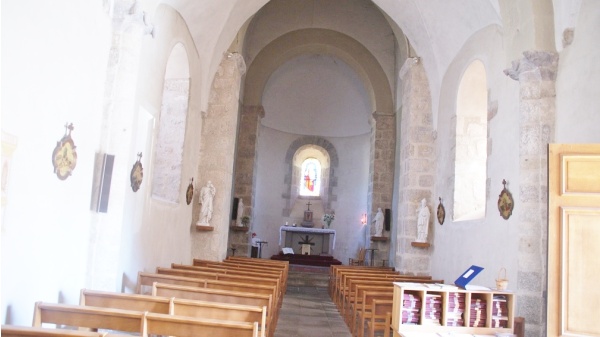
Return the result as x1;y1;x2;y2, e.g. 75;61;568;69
287;265;330;288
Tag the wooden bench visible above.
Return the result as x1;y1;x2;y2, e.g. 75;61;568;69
153;282;276;337
341;277;441;321
1;325;104;337
349;285;394;333
365;299;393;337
172;263;287;292
33;302;259;337
80;289;268;337
137;272;278;301
355;291;393;337
156;267;282;299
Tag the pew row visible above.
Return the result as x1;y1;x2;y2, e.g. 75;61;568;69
79;289;267;337
33;302;259;337
1;325;105;337
152;282;276;337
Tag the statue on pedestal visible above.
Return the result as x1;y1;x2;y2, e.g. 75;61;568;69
416;199;430;242
197;181;216;226
373;207;384;237
236;198;245;227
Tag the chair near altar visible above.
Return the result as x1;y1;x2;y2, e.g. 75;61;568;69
348;248;366;266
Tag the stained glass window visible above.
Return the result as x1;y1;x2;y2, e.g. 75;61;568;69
300;158;321;196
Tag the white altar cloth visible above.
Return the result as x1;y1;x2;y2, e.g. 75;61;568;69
279;226;336;249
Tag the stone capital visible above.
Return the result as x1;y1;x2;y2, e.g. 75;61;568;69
504;51;559;82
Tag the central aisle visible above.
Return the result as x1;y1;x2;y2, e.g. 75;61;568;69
274;286;353;337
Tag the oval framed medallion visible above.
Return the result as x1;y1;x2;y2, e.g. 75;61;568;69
497;179;514;220
437;197;446;225
52;123;77;180
130;153;143;192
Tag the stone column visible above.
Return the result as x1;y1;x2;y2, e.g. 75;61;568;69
395;59;435;276
192;53;246;261
229;105;264;256
504;50;558;336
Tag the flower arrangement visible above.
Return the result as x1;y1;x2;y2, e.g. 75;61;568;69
322;213;335;227
241;215;250;226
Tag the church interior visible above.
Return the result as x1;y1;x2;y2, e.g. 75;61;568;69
2;1;600;336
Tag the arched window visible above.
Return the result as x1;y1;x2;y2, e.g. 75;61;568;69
152;43;189;203
299;158;321;196
453;60;488;221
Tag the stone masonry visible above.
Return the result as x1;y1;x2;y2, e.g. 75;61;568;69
192;53;245;262
395;59;435;276
505;50;558;337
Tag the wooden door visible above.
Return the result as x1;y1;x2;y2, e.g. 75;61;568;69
548;144;600;337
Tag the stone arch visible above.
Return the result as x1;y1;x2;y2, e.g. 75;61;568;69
151;43;190;203
282;136;339;217
244;28;393;115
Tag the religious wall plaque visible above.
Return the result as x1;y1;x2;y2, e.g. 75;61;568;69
52;123;77;180
130;152;143;192
497;179;514;220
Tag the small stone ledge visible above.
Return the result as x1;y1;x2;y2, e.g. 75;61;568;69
196;225;214;231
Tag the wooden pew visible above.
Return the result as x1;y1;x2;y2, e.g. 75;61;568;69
349;285;394;333
355;291;393;337
222;257;289;283
80;289;268;337
201;257;289;290
33;302;144;334
340;277;441;319
329;265;395;296
33;302;259;337
156;267;282;298
365;299;394;337
137;272;278;305
1;325;104;337
172;263;287;292
153;282;276;337
144;312;258;337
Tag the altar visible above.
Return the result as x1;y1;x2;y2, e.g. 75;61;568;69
279;226;336;255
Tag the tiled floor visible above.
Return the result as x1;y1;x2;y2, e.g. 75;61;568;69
274;286;353;337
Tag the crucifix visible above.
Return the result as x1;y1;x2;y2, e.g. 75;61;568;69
298;235;315;255
302;201;314;226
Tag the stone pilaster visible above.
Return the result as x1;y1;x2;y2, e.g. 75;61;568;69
192;52;245;261
229;105;264;256
504;50;558;336
368;111;395;263
370;111;396;215
395;59;435;276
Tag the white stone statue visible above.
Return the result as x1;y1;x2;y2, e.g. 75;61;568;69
372;207;384;237
236;198;245;227
198;180;216;225
416;198;430;242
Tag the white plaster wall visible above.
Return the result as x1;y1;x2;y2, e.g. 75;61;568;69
1;0;111;325
117;4;202;290
555;0;600;143
245;0;396;90
253;126;370;265
430;25;521;288
262;54;371;137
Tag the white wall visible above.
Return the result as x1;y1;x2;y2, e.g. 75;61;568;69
555;0;600;143
1;0;111;325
